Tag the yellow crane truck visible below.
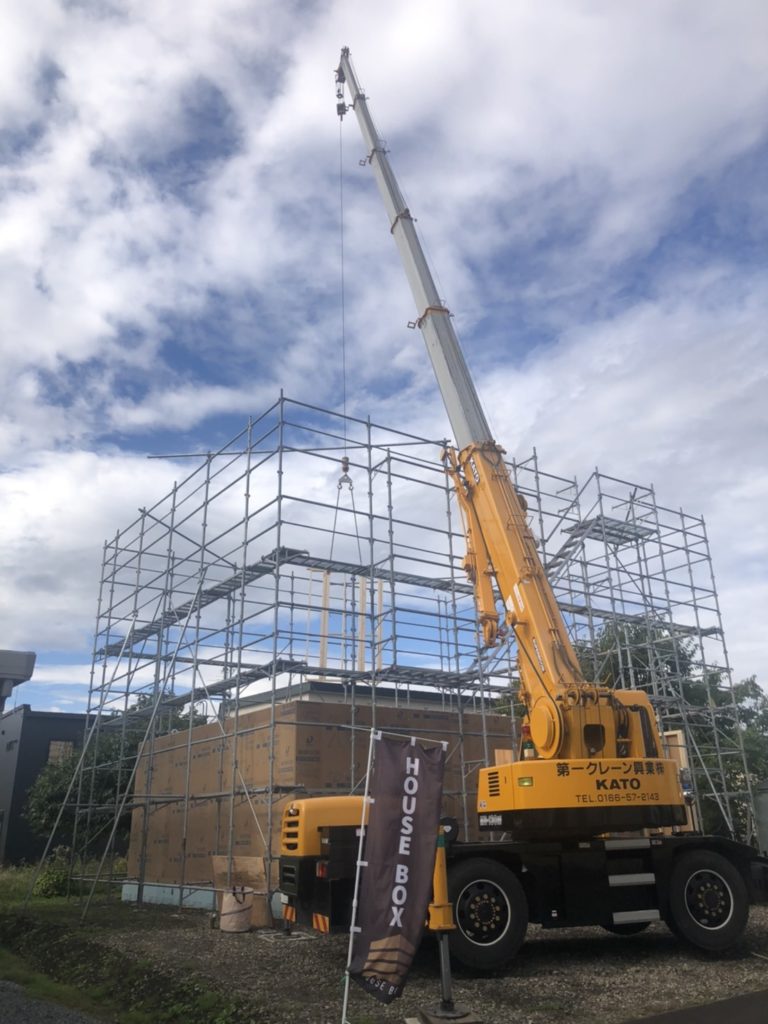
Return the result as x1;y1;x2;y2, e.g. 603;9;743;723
278;49;768;970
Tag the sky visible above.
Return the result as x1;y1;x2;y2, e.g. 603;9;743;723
1;0;766;714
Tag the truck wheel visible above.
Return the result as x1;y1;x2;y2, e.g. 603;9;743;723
667;849;749;952
448;857;527;971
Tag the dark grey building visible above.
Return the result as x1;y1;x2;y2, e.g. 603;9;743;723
0;705;90;864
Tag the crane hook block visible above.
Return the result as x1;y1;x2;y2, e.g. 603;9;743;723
338;455;353;491
335;60;347;117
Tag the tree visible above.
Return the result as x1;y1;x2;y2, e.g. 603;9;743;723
24;735;127;854
575;619;696;692
24;696;207;858
575;622;768;839
728;675;768;795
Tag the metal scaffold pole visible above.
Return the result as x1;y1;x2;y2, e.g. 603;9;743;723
43;395;753;916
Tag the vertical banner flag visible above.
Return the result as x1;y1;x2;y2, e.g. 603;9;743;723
348;736;445;1004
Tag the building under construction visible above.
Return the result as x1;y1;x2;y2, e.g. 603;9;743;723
67;395;754;907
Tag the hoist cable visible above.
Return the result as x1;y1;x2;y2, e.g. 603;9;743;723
338;118;348;454
330;488;341;561
329;112;363;567
329;477;364;565
348;484;364;565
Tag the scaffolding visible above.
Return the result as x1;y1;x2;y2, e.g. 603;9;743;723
67;395;754;901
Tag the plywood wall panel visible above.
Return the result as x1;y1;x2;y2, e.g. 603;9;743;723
127;697;512;884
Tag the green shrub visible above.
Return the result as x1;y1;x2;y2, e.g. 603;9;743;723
32;847;71;898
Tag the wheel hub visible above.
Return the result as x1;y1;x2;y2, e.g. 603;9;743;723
685;869;733;929
457;880;510;945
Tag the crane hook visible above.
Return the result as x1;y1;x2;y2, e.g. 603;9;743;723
338;455;353;491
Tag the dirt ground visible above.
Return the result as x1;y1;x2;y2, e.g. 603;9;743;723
98;903;768;1024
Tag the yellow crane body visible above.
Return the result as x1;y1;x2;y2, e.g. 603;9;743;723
275;52;768;974
478;759;685;836
336;47;686;834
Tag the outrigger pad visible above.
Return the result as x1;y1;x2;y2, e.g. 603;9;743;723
415;1008;483;1024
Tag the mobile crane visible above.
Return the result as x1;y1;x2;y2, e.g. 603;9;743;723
278;48;768;970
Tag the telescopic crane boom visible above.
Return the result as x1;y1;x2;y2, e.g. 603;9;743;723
335;48;685;835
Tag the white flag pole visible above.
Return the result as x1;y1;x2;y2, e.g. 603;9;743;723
341;727;379;1024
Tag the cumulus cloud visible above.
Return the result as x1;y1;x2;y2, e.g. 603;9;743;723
0;449;181;651
480;266;768;679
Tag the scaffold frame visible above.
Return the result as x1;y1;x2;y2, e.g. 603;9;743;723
62;395;754;908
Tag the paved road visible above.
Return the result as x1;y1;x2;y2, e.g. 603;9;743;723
0;980;107;1024
626;988;768;1024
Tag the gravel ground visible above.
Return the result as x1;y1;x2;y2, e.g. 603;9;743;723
98;904;768;1024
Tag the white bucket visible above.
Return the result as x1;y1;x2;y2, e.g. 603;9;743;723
219;886;254;933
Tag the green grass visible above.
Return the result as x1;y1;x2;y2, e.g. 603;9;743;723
0;861;139;925
0;913;259;1022
0;863;39;907
0;865;260;1023
0;946;138;1022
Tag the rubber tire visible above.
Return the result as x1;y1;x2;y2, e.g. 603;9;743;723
602;922;651;936
447;857;528;971
665;915;683;939
667;849;749;952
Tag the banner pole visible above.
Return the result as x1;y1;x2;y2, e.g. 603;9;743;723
341;727;378;1024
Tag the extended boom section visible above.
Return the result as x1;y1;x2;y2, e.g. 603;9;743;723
336;47;686;836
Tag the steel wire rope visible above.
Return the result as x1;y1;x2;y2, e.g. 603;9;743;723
329;476;364;564
190;664;270;853
329;117;364;568
339;116;348;451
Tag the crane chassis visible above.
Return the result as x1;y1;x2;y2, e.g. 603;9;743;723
279;795;768;969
